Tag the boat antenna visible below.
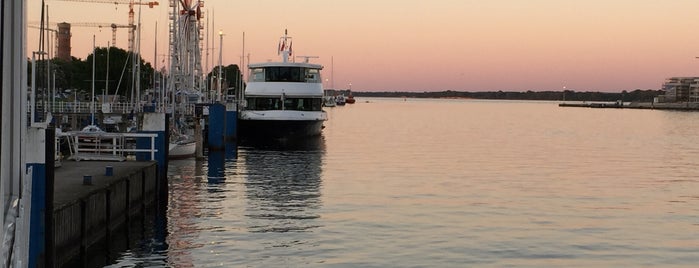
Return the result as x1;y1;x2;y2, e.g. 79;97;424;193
295;56;318;63
278;29;292;63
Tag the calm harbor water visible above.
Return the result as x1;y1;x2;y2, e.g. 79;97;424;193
108;98;699;267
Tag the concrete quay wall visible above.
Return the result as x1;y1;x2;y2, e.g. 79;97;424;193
52;161;159;267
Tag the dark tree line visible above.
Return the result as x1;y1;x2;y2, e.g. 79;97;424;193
28;47;154;101
353;89;663;102
206;64;244;96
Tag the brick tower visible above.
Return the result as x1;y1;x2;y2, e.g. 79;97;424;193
57;22;71;61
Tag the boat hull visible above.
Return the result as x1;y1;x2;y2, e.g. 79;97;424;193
169;141;196;159
239;119;325;139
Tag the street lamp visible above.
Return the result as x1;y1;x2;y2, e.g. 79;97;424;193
218;30;224;102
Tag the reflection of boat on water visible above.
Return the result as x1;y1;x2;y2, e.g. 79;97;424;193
240;136;325;234
239;30;328;139
239;135;326;151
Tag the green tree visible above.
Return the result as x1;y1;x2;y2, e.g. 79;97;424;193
207;64;245;97
84;47;154;100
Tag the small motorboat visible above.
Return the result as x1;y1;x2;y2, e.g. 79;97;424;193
324;95;337;107
336;94;346;106
346;93;356;104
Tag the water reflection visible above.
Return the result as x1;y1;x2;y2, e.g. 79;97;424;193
166;158;204;267
239;135;327;151
206;143;238;186
240;136;325;233
207;150;226;184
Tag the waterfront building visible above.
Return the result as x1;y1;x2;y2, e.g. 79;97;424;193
656;77;699;102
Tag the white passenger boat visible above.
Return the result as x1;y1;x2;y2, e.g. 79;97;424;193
239;30;328;139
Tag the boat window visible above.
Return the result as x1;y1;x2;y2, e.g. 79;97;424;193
250;68;265;82
247;97;323;111
264;67;305;82
305;69;320;83
284;98;322;111
247;97;283;110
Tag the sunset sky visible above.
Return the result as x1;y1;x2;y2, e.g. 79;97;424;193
27;0;699;92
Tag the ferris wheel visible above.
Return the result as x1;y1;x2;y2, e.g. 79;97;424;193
169;0;204;100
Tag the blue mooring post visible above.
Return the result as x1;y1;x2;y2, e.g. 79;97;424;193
137;113;169;181
27;126;51;267
208;103;225;150
224;102;238;142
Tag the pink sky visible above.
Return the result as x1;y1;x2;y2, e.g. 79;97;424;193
27;0;699;92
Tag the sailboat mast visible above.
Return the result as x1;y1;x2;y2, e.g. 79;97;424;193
136;2;142;111
105;41;109;103
154;22;160;111
91;35;96;125
205;11;209;100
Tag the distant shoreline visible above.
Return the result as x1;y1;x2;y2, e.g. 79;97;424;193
349;89;662;103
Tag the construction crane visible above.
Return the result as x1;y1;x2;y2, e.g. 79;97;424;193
27;24;59;59
69;22;135;48
51;0;159;51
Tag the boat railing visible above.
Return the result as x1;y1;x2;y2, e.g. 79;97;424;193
60;131;159;161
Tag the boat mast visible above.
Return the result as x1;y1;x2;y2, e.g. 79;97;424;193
91;35;96;125
279;29;292;63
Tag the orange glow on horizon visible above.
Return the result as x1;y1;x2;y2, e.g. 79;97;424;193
27;0;699;92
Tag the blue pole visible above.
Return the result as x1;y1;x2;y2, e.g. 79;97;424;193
208;103;225;150
224;109;237;142
27;127;48;267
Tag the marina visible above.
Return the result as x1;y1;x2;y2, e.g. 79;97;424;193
7;0;699;267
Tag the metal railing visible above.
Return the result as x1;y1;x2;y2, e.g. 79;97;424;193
41;101;196;116
60;131;160;161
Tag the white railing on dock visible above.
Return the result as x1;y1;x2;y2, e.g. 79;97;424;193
60;131;160;161
42;101;196;116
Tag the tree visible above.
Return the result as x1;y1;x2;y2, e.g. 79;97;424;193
207;64;245;97
83;47;154;100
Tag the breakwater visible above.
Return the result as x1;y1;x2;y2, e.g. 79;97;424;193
559;101;699;111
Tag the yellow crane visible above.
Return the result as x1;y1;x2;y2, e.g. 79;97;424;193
51;0;159;51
